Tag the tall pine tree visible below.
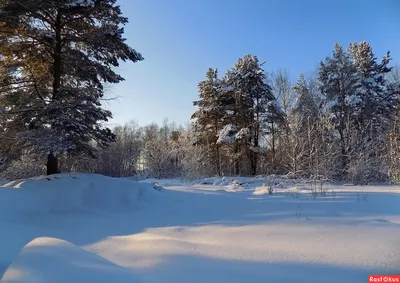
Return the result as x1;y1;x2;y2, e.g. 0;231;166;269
224;55;282;175
319;42;397;181
191;68;231;176
348;42;395;134
319;43;359;178
0;0;143;174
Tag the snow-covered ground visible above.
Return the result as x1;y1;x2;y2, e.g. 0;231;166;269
0;174;399;283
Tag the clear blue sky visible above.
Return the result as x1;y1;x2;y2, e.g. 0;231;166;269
106;0;400;128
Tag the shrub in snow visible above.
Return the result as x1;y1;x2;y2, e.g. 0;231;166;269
179;135;215;180
347;155;388;185
291;188;300;199
296;205;309;220
268;185;274;195
356;190;368;202
151;182;164;191
309;179;328;199
227;178;244;190
253;183;274;195
310;186;318;199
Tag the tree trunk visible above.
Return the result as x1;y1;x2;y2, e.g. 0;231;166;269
234;144;240;175
250;151;257;176
271;122;276;172
48;14;61;177
250;133;258;176
338;129;348;179
47;153;59;175
216;143;221;176
52;13;62;100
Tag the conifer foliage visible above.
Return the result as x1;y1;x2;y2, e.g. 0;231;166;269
192;55;284;176
191;68;226;176
189;43;398;181
319;42;396;180
0;0;143;174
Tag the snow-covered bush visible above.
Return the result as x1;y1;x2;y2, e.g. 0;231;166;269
0;154;46;181
180;138;214;180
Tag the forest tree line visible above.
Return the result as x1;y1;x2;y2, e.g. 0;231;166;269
1;4;399;186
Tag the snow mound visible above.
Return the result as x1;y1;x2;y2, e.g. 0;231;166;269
253;185;272;195
194;175;295;189
0;237;140;283
139;178;187;187
192;177;222;185
194;176;253;186
0;173;159;216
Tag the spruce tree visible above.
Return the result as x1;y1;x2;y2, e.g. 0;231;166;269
0;0;143;174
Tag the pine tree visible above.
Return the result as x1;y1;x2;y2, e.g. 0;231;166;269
319;43;360;178
387;66;400;182
319;42;397;181
348;42;395;134
192;68;230;176
224;55;282;175
347;42;396;182
0;0;143;174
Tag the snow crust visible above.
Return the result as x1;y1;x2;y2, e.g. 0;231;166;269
1;237;139;283
0;174;399;283
0;173;158;216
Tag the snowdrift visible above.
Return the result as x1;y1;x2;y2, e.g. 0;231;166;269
0;237;140;283
0;173;159;216
192;175;297;191
139;178;187;187
253;185;272;196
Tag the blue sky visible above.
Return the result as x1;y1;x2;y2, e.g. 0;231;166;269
106;0;400;127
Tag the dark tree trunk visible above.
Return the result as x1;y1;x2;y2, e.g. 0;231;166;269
47;14;61;177
338;129;348;179
214;121;222;177
250;151;257;176
216;143;221;176
47;153;59;175
271;122;276;172
234;144;240;175
250;125;259;176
